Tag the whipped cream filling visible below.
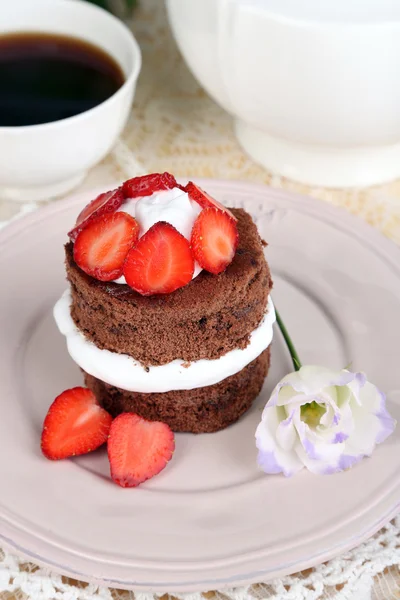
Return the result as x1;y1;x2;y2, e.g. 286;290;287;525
114;187;202;284
54;290;275;394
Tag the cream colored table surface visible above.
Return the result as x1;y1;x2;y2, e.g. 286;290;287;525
1;2;399;599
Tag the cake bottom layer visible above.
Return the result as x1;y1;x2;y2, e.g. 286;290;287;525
84;347;271;434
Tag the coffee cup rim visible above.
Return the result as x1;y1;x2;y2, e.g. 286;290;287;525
0;0;142;133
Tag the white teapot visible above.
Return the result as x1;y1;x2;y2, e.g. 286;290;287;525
167;0;400;187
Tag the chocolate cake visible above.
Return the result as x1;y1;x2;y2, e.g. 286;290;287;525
55;176;274;434
84;349;271;434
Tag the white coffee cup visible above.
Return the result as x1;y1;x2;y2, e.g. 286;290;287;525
0;0;141;202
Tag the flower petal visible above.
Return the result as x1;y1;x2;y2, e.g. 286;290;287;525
270;367;365;409
296;366;357;395
256;406;303;477
276;409;298;451
338;454;364;471
346;383;396;455
296;418;343;462
347;372;368;406
374;394;397;444
320;402;336;428
294;444;340;475
318;402;354;444
266;380;298;408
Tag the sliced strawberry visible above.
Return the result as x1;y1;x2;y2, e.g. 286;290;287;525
68;188;124;241
108;413;175;488
123;221;194;295
41;387;112;460
122;172;178;199
185;182;238;221
191;207;239;275
73;212;140;282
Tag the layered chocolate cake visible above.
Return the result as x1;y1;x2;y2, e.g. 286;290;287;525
54;174;275;433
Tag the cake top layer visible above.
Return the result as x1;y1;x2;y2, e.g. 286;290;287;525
68;174;240;296
66;208;270;318
65;174;273;365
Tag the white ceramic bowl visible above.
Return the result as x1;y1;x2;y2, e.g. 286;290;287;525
0;0;141;202
167;0;400;187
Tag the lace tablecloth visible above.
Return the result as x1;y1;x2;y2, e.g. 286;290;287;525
1;2;399;599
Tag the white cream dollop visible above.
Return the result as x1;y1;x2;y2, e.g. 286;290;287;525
54;290;275;394
114;187;202;284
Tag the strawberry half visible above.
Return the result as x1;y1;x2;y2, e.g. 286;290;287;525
185;182;238;221
191;207;239;275
123;221;194;295
41;387;112;460
68;188;125;241
122;172;178;199
108;413;175;488
73;212;140;282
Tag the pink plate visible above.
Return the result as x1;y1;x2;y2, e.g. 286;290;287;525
0;180;399;592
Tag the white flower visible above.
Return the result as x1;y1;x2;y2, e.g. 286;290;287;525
255;366;396;476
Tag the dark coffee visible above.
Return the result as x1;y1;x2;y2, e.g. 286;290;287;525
0;32;125;127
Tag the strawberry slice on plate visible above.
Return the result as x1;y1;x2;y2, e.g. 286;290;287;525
123;221;194;295
122;172;178;199
185;182;238;221
108;413;175;488
191;207;239;275
68;188;124;241
74;212;140;282
41;387;112;460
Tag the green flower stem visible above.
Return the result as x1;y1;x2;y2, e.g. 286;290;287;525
275;309;302;372
275;309;324;422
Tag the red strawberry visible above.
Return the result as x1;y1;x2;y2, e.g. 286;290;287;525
191;207;239;275
68;188;124;241
122;172;178;199
108;413;175;488
41;387;112;460
185;182;238;221
123;222;194;295
74;212;140;282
